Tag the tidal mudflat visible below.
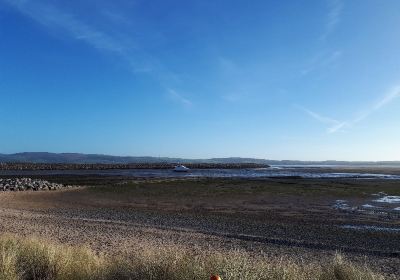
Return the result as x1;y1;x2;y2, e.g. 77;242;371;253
0;174;399;278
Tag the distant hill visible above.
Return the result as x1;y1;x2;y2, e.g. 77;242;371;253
0;152;399;166
0;153;269;165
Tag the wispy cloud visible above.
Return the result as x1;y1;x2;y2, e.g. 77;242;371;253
299;106;349;134
2;0;187;106
296;105;347;133
321;0;343;41
297;106;339;126
300;85;400;133
167;89;193;108
373;86;400;110
4;0;125;54
300;0;343;75
301;50;342;75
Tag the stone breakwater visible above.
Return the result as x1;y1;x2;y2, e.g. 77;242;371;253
0;178;72;191
0;162;269;170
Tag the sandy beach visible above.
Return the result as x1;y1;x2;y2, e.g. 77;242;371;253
0;175;399;278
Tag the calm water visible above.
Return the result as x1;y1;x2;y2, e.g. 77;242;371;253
1;166;400;179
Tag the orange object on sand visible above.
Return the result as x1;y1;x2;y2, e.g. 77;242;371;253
210;275;221;280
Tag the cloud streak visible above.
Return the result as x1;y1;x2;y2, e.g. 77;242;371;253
167;89;193;108
300;85;400;133
321;0;343;41
301;0;343;76
2;0;186;106
4;0;125;54
297;106;339;126
301;50;342;75
373;86;400;110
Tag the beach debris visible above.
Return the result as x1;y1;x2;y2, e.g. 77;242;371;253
373;196;400;204
333;200;351;210
362;204;377;208
371;191;388;197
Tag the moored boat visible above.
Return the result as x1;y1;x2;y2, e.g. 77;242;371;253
173;165;190;172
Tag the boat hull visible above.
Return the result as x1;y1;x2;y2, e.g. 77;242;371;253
173;165;190;172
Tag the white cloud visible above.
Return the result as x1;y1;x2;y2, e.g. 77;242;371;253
167;89;192;108
4;0;125;54
300;85;400;133
301;0;343;76
297;106;339;126
301;50;342;75
297;106;349;134
327;121;349;133
2;0;184;103
300;107;349;134
321;0;343;41
373;85;400;110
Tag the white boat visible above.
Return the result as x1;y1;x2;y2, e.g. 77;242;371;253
173;165;190;172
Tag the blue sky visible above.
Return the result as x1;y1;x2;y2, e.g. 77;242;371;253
1;0;400;160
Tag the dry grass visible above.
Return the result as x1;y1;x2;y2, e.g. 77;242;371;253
0;235;385;280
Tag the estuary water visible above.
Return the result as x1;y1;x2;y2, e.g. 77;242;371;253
1;166;400;179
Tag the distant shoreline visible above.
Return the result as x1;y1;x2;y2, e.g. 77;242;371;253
2;152;400;167
0;162;269;171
